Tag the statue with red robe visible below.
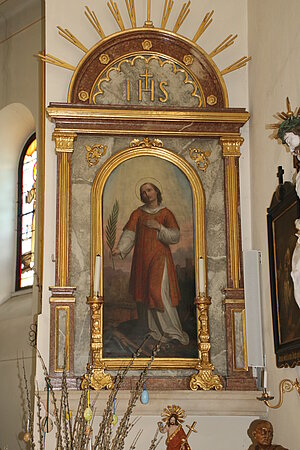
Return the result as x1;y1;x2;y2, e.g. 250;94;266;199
158;405;194;450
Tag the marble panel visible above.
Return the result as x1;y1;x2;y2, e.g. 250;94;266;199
71;135;228;376
92;56;201;108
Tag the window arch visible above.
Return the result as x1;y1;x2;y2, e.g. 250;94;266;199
16;133;37;290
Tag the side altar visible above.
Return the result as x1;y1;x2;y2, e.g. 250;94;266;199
43;4;256;393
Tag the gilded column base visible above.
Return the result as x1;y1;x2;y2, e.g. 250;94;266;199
81;366;114;390
190;365;223;391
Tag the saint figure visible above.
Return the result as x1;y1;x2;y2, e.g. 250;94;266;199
158;405;192;450
248;420;288;450
113;181;189;345
277;117;300;311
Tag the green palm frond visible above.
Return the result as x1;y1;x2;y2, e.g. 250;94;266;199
106;200;119;251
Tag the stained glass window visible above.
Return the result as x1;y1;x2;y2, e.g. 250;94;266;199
16;134;37;290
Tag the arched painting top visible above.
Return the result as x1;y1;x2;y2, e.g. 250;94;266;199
68;28;228;108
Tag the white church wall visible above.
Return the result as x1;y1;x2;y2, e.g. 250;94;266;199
248;0;300;448
0;103;35;304
0;2;44;448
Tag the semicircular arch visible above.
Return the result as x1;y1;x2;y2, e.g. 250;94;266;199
68;28;228;108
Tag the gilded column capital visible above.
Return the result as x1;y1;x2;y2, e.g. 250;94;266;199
53;131;77;153
220;136;244;157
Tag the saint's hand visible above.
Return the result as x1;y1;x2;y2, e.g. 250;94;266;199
112;247;121;256
145;219;161;231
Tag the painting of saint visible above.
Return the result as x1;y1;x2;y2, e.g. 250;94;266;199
112;181;189;346
102;156;197;358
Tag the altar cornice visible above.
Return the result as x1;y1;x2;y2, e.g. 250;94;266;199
46;104;250;137
40;390;266;417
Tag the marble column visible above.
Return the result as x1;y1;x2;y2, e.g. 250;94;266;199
220;136;256;390
49;131;77;384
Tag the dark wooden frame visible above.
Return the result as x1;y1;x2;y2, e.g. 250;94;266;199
267;181;300;367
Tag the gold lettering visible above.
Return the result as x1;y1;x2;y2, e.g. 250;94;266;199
138;69;154;102
159;81;168;103
126;79;131;101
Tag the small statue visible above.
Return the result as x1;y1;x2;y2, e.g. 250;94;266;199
276;98;300;198
158;405;196;450
247;419;288;450
276;99;300;309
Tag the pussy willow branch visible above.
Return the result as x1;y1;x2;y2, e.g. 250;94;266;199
22;358;35;449
35;348;62;448
94;336;150;450
35;383;44;450
111;342;161;450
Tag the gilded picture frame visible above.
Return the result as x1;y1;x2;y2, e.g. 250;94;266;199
267;182;300;368
90;141;207;370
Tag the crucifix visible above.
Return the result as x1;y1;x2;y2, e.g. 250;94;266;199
277;165;284;185
181;421;197;449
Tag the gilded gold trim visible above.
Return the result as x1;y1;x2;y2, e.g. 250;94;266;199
221;136;244;156
207;94;217;106
50;297;76;303
85;143;107;166
190;295;223;390
90;144;206;370
49;128;243;138
78;90;89;101
91;53;203;107
223;299;245;305
84;6;105;39
57;153;70;286
231;308;248;372
37;52;45;302
161;0;174;29
67;28;229;106
47;107;250;124
142;39;152;50
189;148;211;172
220;137;244;288
242;308;248;370
99;53;110;64
54;306;70;372
53;131;77;153
183;54;194;66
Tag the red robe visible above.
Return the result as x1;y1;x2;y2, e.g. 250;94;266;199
124;206;180;311
166;425;191;450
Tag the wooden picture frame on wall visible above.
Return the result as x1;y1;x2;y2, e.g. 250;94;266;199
267;181;300;367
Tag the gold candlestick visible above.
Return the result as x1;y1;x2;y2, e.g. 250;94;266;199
257;380;300;409
81;294;113;390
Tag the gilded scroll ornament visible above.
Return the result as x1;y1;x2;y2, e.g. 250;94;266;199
99;53;110;64
207;94;217;106
130;137;163;148
189;148;211;172
85;143;107;166
183;54;194;66
190;368;223;391
78;90;89;101
142;39;152;50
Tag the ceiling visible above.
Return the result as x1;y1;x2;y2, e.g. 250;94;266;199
0;0;40;19
0;0;43;41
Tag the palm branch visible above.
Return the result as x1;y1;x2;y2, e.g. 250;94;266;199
105;200;119;269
